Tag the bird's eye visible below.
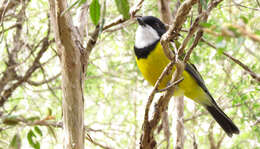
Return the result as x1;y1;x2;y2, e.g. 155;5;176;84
156;23;161;28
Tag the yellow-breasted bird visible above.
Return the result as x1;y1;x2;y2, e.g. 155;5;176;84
134;16;239;137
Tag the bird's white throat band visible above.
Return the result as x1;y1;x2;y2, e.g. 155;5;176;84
135;25;160;49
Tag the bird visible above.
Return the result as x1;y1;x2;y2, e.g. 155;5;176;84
134;16;239;137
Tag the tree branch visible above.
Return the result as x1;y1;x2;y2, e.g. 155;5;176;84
201;38;260;83
86;133;113;149
49;0;85;149
158;0;173;24
82;0;145;71
140;0;224;148
173;96;185;149
26;73;61;86
0;37;51;107
208;122;217;149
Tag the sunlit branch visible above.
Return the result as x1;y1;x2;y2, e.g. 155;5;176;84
201;38;260;83
140;0;224;148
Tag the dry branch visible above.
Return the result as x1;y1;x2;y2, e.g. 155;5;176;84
201;38;260;83
86;133;113;149
183;0;223;62
162;111;170;149
26;73;61;86
0;37;52;107
161;0;198;54
158;1;186;148
223;52;260;82
0;1;57;110
83;0;145;69
140;0;197;148
140;0;225;148
158;0;173;24
173;96;185;149
103;0;144;31
0;0;26;21
140;60;185;149
203;23;260;43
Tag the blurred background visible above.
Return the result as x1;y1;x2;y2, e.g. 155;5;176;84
0;0;259;148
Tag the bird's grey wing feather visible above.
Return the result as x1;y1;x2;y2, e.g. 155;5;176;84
185;63;218;105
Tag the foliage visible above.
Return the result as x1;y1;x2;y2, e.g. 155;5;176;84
114;0;130;19
90;0;101;25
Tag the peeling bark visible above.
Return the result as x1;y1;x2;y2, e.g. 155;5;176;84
49;0;84;148
172;96;184;149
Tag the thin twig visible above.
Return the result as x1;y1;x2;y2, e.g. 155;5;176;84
140;0;225;148
223;52;260;82
86;133;113;149
232;1;260;11
0;37;51;107
256;0;260;8
144;61;175;122
184;0;224;62
162;111;170;149
83;0;145;67
201;38;260;82
161;0;198;60
26;73;61;86
103;0;144;31
157;77;184;92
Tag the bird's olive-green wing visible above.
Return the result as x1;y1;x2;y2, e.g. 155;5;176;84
168;40;216;103
185;63;218;105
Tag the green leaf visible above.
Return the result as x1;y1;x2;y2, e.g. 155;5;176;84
253;103;260;109
3;116;19;125
200;22;212;28
27;130;40;149
61;0;81;16
216;37;226;48
99;0;107;34
227;26;240;37
61;0;87;16
34;126;43;137
47;107;52;116
90;0;101;25
9;134;21;149
215;36;226;55
78;0;87;6
200;0;209;10
216;47;225;55
27;116;40;122
255;30;260;36
240;16;248;24
114;0;130;19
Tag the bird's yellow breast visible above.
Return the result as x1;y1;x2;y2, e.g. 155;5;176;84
135;43;172;89
135;42;208;103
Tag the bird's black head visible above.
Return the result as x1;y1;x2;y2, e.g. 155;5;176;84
137;16;166;37
134;16;166;59
135;16;166;49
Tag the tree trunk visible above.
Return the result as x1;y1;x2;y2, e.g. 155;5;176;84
158;0;172;24
49;0;84;148
61;48;84;149
172;96;184;149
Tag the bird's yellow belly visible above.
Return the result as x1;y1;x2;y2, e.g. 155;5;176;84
136;43;207;103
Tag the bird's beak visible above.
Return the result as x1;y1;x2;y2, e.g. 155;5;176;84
137;17;145;26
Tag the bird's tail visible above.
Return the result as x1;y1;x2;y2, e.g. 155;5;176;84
205;104;239;137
